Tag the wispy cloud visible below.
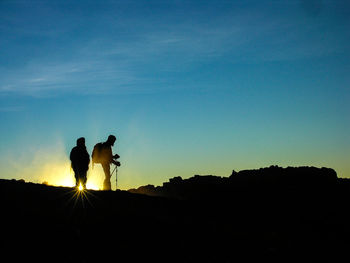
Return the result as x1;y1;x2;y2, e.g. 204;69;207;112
0;1;348;97
28;78;46;83
0;106;24;112
0;59;138;96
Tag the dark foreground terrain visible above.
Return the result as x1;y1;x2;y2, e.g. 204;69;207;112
1;166;350;262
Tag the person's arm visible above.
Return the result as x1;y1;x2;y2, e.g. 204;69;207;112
107;147;114;163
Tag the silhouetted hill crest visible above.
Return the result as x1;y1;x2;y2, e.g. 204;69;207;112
230;165;337;185
128;165;338;199
1;166;349;263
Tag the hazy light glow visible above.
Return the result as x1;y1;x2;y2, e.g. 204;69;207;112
53;165;102;190
86;181;100;191
54;174;75;188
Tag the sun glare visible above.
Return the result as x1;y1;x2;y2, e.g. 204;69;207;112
78;183;84;191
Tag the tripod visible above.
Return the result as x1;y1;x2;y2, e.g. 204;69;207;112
111;165;118;190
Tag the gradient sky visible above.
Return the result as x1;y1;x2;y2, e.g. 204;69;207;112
0;0;349;190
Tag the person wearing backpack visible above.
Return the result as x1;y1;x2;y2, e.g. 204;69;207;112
92;135;120;190
70;137;90;189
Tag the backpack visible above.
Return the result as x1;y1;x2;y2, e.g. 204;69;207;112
91;143;103;167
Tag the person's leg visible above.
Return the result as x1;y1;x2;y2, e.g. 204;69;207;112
102;163;111;190
76;169;85;188
82;170;87;188
83;177;87;188
74;169;79;187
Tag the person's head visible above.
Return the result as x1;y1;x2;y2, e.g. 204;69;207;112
107;135;116;146
77;137;85;147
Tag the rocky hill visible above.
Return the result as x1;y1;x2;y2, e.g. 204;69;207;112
1;165;349;263
128;165;338;199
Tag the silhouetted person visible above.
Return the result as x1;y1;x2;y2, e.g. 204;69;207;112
92;135;120;190
70;137;90;189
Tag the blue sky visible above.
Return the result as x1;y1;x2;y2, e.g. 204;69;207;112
0;0;349;189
